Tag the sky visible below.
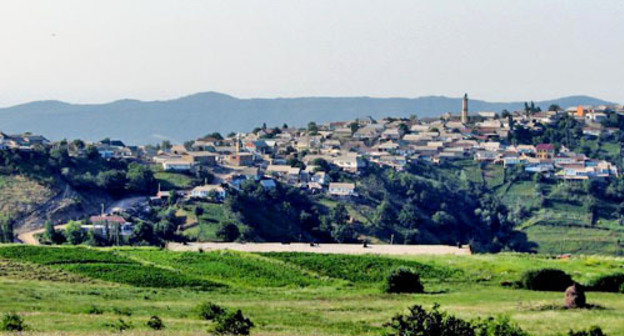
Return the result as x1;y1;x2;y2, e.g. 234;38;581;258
0;0;623;107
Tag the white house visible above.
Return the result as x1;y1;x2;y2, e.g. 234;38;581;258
190;185;227;200
328;182;357;197
162;160;193;172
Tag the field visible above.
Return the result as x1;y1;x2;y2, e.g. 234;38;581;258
1;245;624;335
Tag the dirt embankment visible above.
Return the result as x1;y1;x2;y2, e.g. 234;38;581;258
10;178;111;234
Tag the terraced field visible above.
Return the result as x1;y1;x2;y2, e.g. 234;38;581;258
1;245;624;335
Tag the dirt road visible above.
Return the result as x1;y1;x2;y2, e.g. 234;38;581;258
17;224;69;245
167;242;472;255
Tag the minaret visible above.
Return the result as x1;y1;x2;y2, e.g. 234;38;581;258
461;93;468;124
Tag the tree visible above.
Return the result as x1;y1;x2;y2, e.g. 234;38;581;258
548;104;561;112
96;170;128;195
216;223;240;242
398;202;418;228
331;203;349;225
126;163;156;194
65;221;85;245
331;223;357;243
132;221;157;245
42;220;65;245
160;140;172;151
307;122;319;134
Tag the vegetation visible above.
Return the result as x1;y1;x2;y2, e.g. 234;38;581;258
0;246;623;335
518;269;573;291
0;312;26;332
384;267;424;293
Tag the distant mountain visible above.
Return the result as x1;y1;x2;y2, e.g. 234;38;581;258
0;92;616;145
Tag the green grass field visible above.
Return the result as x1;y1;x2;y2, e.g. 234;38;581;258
1;245;624;335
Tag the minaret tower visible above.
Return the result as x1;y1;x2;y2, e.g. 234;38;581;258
461;93;469;124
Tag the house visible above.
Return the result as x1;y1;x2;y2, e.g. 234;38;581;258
536;144;555;160
266;165;301;184
187;152;218;165
331;155;366;173
228;153;254;166
328;182;357;197
190;185;227;200
89;215;134;236
259;179;277;190
162;160;193;172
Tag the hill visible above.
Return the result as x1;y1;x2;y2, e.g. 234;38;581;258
0;245;623;335
0;92;614;144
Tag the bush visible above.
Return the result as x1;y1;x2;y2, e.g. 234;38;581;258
112;306;132;316
385;267;424;293
384;304;475;336
589;273;624;292
104;318;132;332
519;268;573;291
568;326;607;336
86;305;104;315
473;316;529;336
0;312;26;331
197;302;226;321
146;315;165;330
214;310;254;335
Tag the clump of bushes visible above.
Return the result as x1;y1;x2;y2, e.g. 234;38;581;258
104;318;132;332
86;305;104;315
198;302;226;320
568;326;607;336
588;273;624;293
196;302;254;335
146;315;165;330
385;267;424;293
0;312;26;331
214;310;254;335
519;268;573;291
385;304;604;336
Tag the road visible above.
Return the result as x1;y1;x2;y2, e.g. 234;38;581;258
17;196;147;245
167;242;472;255
17;224;69;245
105;196;148;214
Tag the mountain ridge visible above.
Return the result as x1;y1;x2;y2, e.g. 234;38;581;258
0;92;616;145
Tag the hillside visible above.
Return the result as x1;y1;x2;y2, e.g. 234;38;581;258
0;92;614;144
0;245;623;335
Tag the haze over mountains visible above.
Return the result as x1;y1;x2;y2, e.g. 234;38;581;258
0;92;614;145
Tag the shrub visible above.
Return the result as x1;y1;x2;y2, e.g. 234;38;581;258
197;302;226;321
568;326;607;336
214;310;254;335
384;304;475;336
112;306;132;316
589;273;624;292
86;305;104;315
385;267;424;293
519;268;573;291
104;318;132;332
0;312;26;331
146;315;165;330
473;316;530;336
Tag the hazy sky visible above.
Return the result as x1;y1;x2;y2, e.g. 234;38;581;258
1;0;623;107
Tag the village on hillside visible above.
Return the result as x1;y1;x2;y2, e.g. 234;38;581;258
1;96;621;208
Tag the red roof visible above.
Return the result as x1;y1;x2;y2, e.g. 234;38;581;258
536;144;555;151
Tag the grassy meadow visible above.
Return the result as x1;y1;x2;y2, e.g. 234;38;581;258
1;245;624;335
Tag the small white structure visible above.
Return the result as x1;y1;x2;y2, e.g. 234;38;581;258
162;160;192;171
328;182;357;197
190;185;227;200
